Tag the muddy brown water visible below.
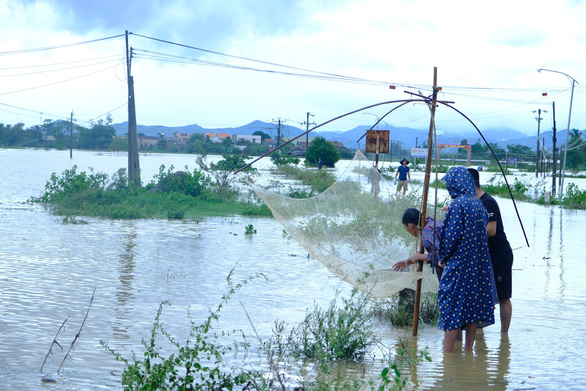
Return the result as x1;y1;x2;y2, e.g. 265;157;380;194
1;149;585;390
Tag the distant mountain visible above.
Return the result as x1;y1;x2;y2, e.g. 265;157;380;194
112;120;574;152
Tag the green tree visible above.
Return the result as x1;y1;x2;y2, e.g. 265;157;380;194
245;142;270;156
109;137;128;152
305;136;340;167
457;138;469;158
0;122;26;147
470;140;486;156
252;130;271;142
488;143;506;161
185;133;206;155
507;143;533;163
270;151;300;165
213;155;254;172
565;129;586;171
77;119;115;150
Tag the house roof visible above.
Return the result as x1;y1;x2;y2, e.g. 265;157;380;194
204;132;231;138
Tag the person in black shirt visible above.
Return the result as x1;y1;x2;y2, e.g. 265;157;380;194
468;168;514;334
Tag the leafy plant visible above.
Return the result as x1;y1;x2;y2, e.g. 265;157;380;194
288;289;376;362
562;183;586;209
147;164;211;197
37;165;108;203
101;276;268;390
270;151;300;166
378;345;431;391
30;165;270;219
245;224;257;235
305;136;340;168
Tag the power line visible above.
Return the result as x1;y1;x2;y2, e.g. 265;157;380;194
130;32;394;86
0;57;124;78
132;48;391;86
0;63;121;96
0;54;124;71
0;34;125;57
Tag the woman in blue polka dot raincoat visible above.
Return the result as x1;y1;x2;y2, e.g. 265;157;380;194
439;166;496;352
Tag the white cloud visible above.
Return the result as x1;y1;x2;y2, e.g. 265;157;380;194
1;0;585;135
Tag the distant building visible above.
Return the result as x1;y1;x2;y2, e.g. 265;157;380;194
138;135;159;149
289;146;306;157
283;137;315;147
173;132;190;144
233;134;262;144
203;132;231;143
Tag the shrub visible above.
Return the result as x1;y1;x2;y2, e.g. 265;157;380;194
38;165;108;203
101;276;268;390
562;183;586;209
148;165;211;197
270;151;300;166
288;289;376;362
371;291;439;327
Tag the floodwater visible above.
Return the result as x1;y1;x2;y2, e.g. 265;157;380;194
1;149;585;390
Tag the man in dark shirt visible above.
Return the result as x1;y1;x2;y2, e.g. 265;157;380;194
394;159;411;196
468;168;514;333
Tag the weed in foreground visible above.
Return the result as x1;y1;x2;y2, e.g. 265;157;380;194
371;290;439;327
101;275;269;391
287;289;377;363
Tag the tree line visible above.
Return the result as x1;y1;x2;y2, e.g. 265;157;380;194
3;118;584;171
0;119;353;167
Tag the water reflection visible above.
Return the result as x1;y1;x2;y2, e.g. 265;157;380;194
113;222;137;339
558;209;566;300
424;332;511;390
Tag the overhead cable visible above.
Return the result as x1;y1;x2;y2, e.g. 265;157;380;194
0;34;125;57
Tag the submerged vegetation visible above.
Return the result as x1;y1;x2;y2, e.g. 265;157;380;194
102;277;432;390
30;159;272;219
431;171;586;209
30;154;343;219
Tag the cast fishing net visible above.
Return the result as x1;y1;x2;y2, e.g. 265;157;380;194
248;150;440;298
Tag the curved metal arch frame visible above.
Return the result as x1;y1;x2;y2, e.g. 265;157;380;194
235;97;529;248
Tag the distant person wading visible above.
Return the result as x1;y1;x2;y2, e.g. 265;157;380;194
395;159;411;196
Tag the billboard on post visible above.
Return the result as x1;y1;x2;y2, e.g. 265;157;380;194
365;130;389;154
411;147;428;158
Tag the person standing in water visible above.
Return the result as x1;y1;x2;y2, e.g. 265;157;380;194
468;168;514;334
439;166;496;352
395;159;411;196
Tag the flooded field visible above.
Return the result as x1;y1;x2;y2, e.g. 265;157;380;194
1;149;585;390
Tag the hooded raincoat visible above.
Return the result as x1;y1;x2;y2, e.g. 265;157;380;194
438;166;496;331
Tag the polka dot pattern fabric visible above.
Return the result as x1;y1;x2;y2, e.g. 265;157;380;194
438;166;496;331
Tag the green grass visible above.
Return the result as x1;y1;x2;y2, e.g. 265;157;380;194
371;291;439;327
273;164;336;194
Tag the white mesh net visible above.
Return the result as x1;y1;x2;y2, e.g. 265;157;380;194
249;151;439;298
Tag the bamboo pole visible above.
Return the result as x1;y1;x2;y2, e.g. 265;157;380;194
412;67;439;336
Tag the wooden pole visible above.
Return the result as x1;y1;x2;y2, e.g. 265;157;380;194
126;30;140;186
412;67;439;336
552;101;557;198
69;111;73;159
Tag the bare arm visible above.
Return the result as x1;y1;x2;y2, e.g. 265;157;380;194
486;221;497;237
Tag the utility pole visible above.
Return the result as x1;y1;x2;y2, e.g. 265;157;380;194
533;109;546;177
552;102;557;198
414;137;418;167
273;117;286;147
301;112;316;154
69;110;74;159
126;30;140;186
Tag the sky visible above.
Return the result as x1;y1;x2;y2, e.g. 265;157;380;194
1;0;586;139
